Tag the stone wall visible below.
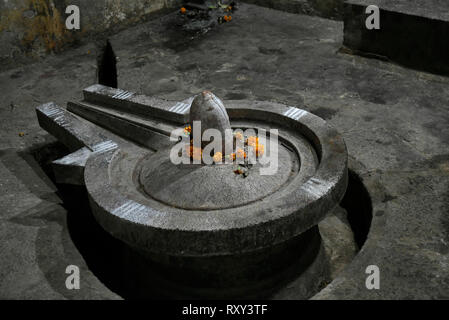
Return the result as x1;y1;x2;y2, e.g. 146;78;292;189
242;0;344;20
0;0;182;70
0;0;345;70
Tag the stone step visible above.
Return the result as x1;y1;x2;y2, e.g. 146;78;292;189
36;102;107;152
36;102;145;153
83;84;193;125
343;0;449;75
67;101;179;151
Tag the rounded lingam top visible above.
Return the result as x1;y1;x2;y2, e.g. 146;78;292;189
189;91;233;151
189;91;231;135
136;92;315;210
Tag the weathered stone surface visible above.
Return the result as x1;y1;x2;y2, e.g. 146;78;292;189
34;81;344;298
1;2;449;299
243;0;344;19
273;205;358;299
36;102;106;152
318;205;357;278
83;100;347;257
52;147;92;185
344;0;449;75
138;144;299;210
81;84;192;124
0;0;183;72
0;149;120;300
189;91;232;150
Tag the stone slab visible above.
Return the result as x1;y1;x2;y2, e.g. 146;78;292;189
52;147;92;186
344;0;449;75
36;103;106;152
1;2;448;299
67;100;176;151
84;101;347;256
346;0;449;21
83;84;193;124
243;0;345;19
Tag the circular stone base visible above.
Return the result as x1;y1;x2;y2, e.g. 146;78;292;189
83;100;349;298
121;226;322;299
137;137;300;210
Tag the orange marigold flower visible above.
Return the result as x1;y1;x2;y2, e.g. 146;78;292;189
213;152;223;163
236;148;246;159
247;136;259;147
192;146;202;161
234;131;244;141
180;7;186;14
256;144;265;157
229;153;236;161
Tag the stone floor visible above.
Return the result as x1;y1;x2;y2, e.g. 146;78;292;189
0;3;448;299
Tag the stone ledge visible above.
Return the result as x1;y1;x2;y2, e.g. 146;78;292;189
343;0;449;76
242;0;344;19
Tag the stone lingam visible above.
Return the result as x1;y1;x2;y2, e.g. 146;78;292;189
36;84;348;299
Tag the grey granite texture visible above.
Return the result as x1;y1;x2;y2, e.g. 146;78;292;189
346;0;449;21
0;3;448;299
0;0;182;72
189;91;233;150
243;0;345;19
344;0;449;75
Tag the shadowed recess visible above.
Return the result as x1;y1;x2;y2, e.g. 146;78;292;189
98;40;118;88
